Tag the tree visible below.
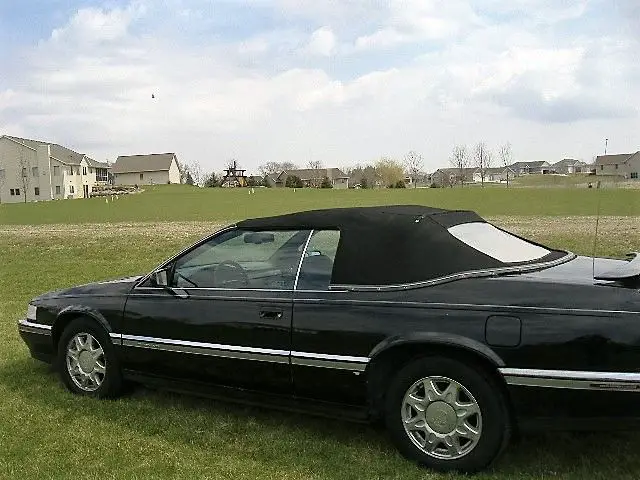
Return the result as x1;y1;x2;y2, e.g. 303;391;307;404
17;150;31;203
499;143;513;187
394;180;406;188
449;145;469;187
184;171;195;185
258;161;298;176
320;176;332;188
473;142;492;187
306;160;323;187
375;157;404;188
404;151;423;188
246;176;262;187
360;177;369;189
285;175;303;188
203;172;219;187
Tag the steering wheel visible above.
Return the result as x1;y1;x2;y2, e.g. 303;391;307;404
214;260;249;288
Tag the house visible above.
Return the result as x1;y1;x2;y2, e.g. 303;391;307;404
263;173;278;187
0;135;110;203
112;153;180;185
431;167;476;187
594;152;640;179
472;166;516;183
551;158;588;174
508;161;552;175
275;168;349;188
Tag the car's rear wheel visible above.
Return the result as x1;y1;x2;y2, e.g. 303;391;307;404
384;356;510;473
57;318;123;398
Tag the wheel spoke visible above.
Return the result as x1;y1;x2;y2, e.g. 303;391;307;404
455;400;480;420
404;414;427;431
425;435;440;453
423;379;441;402
94;362;106;375
405;393;426;412
442;381;460;404
445;434;463;456
456;421;481;441
92;347;104;361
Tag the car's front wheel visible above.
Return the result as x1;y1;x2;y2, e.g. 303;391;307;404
385;356;510;473
57;318;123;398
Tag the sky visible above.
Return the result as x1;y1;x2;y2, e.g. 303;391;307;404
1;0;639;174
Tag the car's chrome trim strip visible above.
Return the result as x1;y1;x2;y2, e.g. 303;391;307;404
500;368;640;392
331;252;577;292
121;334;290;364
17;319;52;336
293;230;314;291
118;334;368;371
291;351;368;371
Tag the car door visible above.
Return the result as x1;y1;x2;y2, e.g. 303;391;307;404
120;227;311;395
290;230;369;405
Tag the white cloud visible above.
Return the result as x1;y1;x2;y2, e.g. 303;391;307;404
306;27;336;56
1;0;639;173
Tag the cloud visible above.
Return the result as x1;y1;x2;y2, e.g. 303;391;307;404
306;27;336;56
1;0;639;172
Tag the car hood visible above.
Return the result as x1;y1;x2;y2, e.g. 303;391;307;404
517;256;639;287
34;275;144;300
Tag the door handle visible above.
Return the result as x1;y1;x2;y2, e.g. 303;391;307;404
259;309;283;320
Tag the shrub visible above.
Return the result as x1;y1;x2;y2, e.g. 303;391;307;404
320;177;333;189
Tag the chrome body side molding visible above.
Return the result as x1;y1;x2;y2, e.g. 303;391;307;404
18;319;52;336
500;368;640;392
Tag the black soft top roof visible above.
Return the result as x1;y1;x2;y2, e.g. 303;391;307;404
237;205;564;287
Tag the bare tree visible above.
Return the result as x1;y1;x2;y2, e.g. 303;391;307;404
188;160;206;187
499;143;513;187
473;142;492;187
307;160;323;187
258;161;298;177
449;145;469;187
17;150;31;203
404;151;423;188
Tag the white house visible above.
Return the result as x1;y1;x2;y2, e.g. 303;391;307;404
0;135;110;203
112;153;181;185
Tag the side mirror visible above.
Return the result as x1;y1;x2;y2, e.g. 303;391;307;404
152;268;169;287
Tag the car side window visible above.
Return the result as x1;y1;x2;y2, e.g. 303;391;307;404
296;230;340;291
171;229;310;290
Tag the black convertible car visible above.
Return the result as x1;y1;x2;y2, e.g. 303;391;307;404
18;205;640;472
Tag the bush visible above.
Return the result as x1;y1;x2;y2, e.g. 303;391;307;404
360;178;368;189
204;173;219;188
320;176;333;189
395;180;406;188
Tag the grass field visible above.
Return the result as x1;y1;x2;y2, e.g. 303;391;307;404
1;184;640;224
1;186;640;479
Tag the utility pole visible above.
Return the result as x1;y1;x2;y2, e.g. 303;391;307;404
604;138;608;155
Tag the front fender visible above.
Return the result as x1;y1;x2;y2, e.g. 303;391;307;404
369;332;505;367
55;305;113;334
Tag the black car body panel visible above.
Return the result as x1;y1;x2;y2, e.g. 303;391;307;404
18;206;640;430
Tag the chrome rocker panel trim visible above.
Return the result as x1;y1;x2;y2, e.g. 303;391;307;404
500;368;640;392
18;319;52;336
119;334;369;371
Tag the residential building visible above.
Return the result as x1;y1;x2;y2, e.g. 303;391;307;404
508;161;552;175
112;153;180;185
275;168;349;188
0;135;110;203
551;158;588;174
594;152;640;179
349;166;381;188
431;167;476;187
473;166;516;183
263;173;277;187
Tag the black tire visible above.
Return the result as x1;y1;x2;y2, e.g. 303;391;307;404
57;317;123;398
384;356;510;473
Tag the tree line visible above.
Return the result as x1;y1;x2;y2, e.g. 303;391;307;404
448;142;513;187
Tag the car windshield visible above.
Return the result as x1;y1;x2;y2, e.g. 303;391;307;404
448;222;551;264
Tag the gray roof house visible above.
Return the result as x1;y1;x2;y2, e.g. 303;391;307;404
594;152;640;179
508;161;552;175
276;168;349;188
112;153;181;186
551;158;588;174
431;167;476;187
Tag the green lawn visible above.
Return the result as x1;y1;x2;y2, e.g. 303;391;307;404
1;184;639;224
1;187;640;479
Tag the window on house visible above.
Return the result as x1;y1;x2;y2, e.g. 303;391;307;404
10;189;15;196
96;168;108;182
15;188;20;196
69;167;74;175
89;168;93;174
140;173;144;180
55;186;61;195
53;166;60;176
32;166;39;177
615;164;619;170
631;172;638;179
600;165;604;171
34;187;40;196
22;167;27;177
82;167;87;175
69;185;75;194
